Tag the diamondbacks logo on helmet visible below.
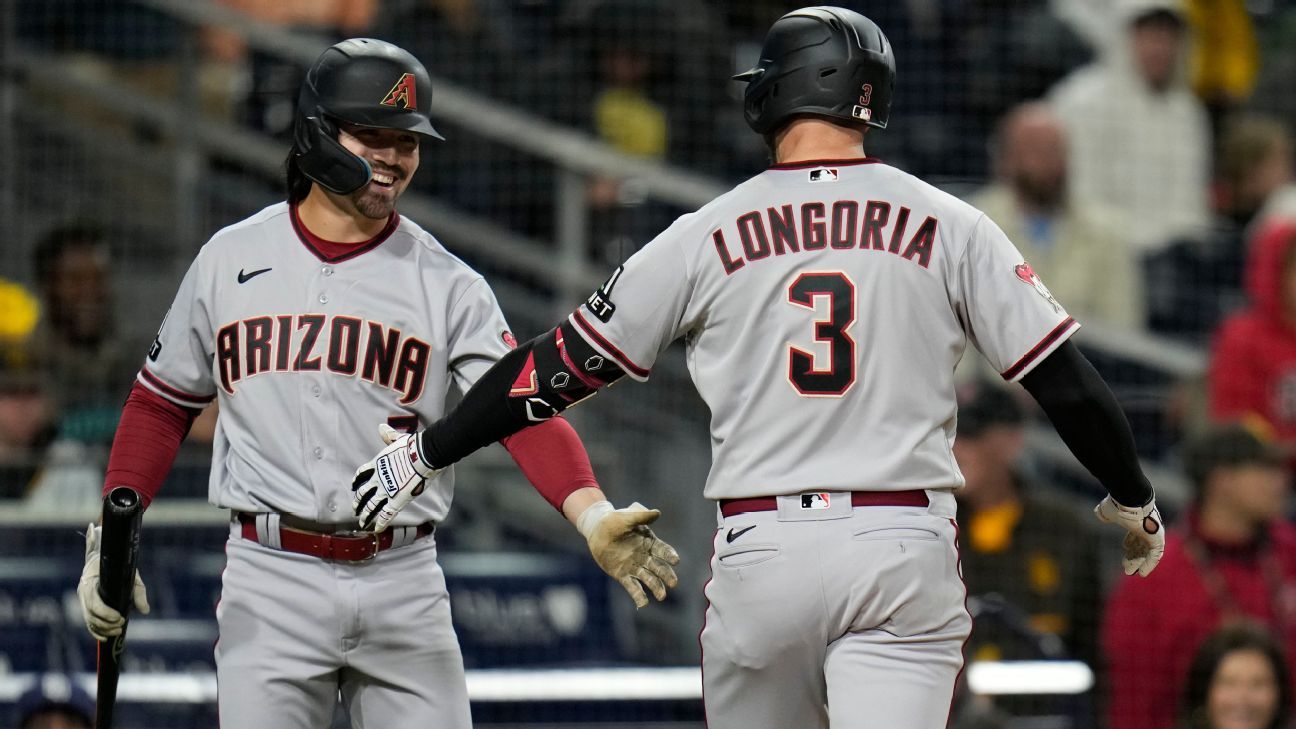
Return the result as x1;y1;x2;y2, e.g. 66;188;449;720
381;73;418;109
1014;262;1061;313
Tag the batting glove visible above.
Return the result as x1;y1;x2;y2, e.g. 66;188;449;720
76;523;149;642
577;501;681;608
1094;495;1165;577
352;424;441;533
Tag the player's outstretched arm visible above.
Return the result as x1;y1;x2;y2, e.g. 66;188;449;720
352;322;626;530
563;487;680;608
1019;340;1165;577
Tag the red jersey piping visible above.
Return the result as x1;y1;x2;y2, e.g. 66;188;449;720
290;204;399;263
768;157;883;170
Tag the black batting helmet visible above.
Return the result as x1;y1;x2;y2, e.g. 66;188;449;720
734;7;895;136
293;38;443;195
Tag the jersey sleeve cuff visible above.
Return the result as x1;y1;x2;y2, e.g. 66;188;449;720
1000;317;1080;382
568;310;652;382
137;367;216;409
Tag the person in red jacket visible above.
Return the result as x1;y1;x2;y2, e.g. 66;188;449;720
1210;220;1296;444
1104;423;1296;729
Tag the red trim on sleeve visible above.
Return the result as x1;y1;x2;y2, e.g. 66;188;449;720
103;381;201;509
571;311;650;379
501;417;599;511
138;367;215;408
1001;317;1078;381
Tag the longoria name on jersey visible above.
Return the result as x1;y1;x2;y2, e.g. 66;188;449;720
711;200;939;274
215;314;430;404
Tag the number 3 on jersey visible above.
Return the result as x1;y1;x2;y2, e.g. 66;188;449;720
786;272;856;396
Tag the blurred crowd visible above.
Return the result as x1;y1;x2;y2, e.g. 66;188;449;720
7;0;1296;726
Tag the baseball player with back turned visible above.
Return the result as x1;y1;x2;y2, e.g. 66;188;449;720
352;8;1166;728
74;38;679;729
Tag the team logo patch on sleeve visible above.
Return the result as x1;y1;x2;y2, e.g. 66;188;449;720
584;265;624;323
1014;262;1062;313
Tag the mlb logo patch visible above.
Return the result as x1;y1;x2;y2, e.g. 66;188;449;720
801;493;831;509
851;105;872;121
808;168;838;183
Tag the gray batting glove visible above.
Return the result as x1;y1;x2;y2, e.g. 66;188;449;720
1094;495;1165;577
77;523;149;642
577;501;681;608
351;424;441;533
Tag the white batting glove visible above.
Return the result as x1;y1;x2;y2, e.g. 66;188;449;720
1094;495;1166;577
76;523;149;642
352;424;441;533
577;501;681;609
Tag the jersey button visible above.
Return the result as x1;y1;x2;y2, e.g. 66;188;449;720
318;293;329;304
311;385;321;397
313;447;324;460
321;266;333;277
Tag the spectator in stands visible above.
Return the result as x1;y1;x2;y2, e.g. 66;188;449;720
971;102;1142;330
1217;116;1295;234
1183;0;1260;129
1146;116;1294;341
580;0;681;261
13;674;93;729
1104;423;1296;729
209;0;380;139
30;225;142;444
371;0;523;218
1180;622;1291;729
0;345;57;500
1049;0;1211;257
1208;220;1296;447
953;380;1104;669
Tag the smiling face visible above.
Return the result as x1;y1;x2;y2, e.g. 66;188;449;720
334;122;420;219
1207;649;1282;729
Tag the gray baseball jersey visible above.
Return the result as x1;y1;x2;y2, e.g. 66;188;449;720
139;201;513;524
570;158;1077;500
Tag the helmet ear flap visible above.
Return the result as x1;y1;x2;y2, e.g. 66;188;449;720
294;112;372;195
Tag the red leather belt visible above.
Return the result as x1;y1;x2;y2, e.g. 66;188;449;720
719;490;929;518
237;512;434;562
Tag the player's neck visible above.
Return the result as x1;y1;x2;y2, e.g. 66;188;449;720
297;187;390;243
773;119;868;165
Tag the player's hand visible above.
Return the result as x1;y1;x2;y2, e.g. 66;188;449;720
77;523;149;642
1094;495;1165;577
577;501;681;608
352;424;441;533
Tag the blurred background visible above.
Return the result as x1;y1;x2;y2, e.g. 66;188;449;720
1;0;1295;727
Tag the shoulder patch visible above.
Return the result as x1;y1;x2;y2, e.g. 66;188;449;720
1014;262;1062;313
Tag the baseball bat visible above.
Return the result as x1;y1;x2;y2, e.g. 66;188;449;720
95;486;144;729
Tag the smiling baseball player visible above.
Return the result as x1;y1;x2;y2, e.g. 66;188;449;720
75;38;678;729
351;8;1164;728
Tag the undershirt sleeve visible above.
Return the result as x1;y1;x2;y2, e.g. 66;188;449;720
1019;340;1153;507
102;381;201;509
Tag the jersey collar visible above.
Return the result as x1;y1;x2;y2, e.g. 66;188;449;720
290;204;400;263
767;157;882;170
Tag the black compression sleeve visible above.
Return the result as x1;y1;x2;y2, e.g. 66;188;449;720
419;342;541;469
1018;340;1154;507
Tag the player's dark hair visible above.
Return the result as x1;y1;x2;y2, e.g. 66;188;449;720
33;224;107;286
1179;621;1289;729
285;151;313;205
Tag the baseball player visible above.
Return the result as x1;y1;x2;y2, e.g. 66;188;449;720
351;8;1166;728
74;38;679;729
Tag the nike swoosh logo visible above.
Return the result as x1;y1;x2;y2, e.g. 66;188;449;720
726;525;757;544
237;267;272;284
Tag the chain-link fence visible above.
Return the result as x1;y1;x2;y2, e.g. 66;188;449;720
2;1;1296;727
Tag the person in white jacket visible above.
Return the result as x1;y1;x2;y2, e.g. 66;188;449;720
1049;0;1210;256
